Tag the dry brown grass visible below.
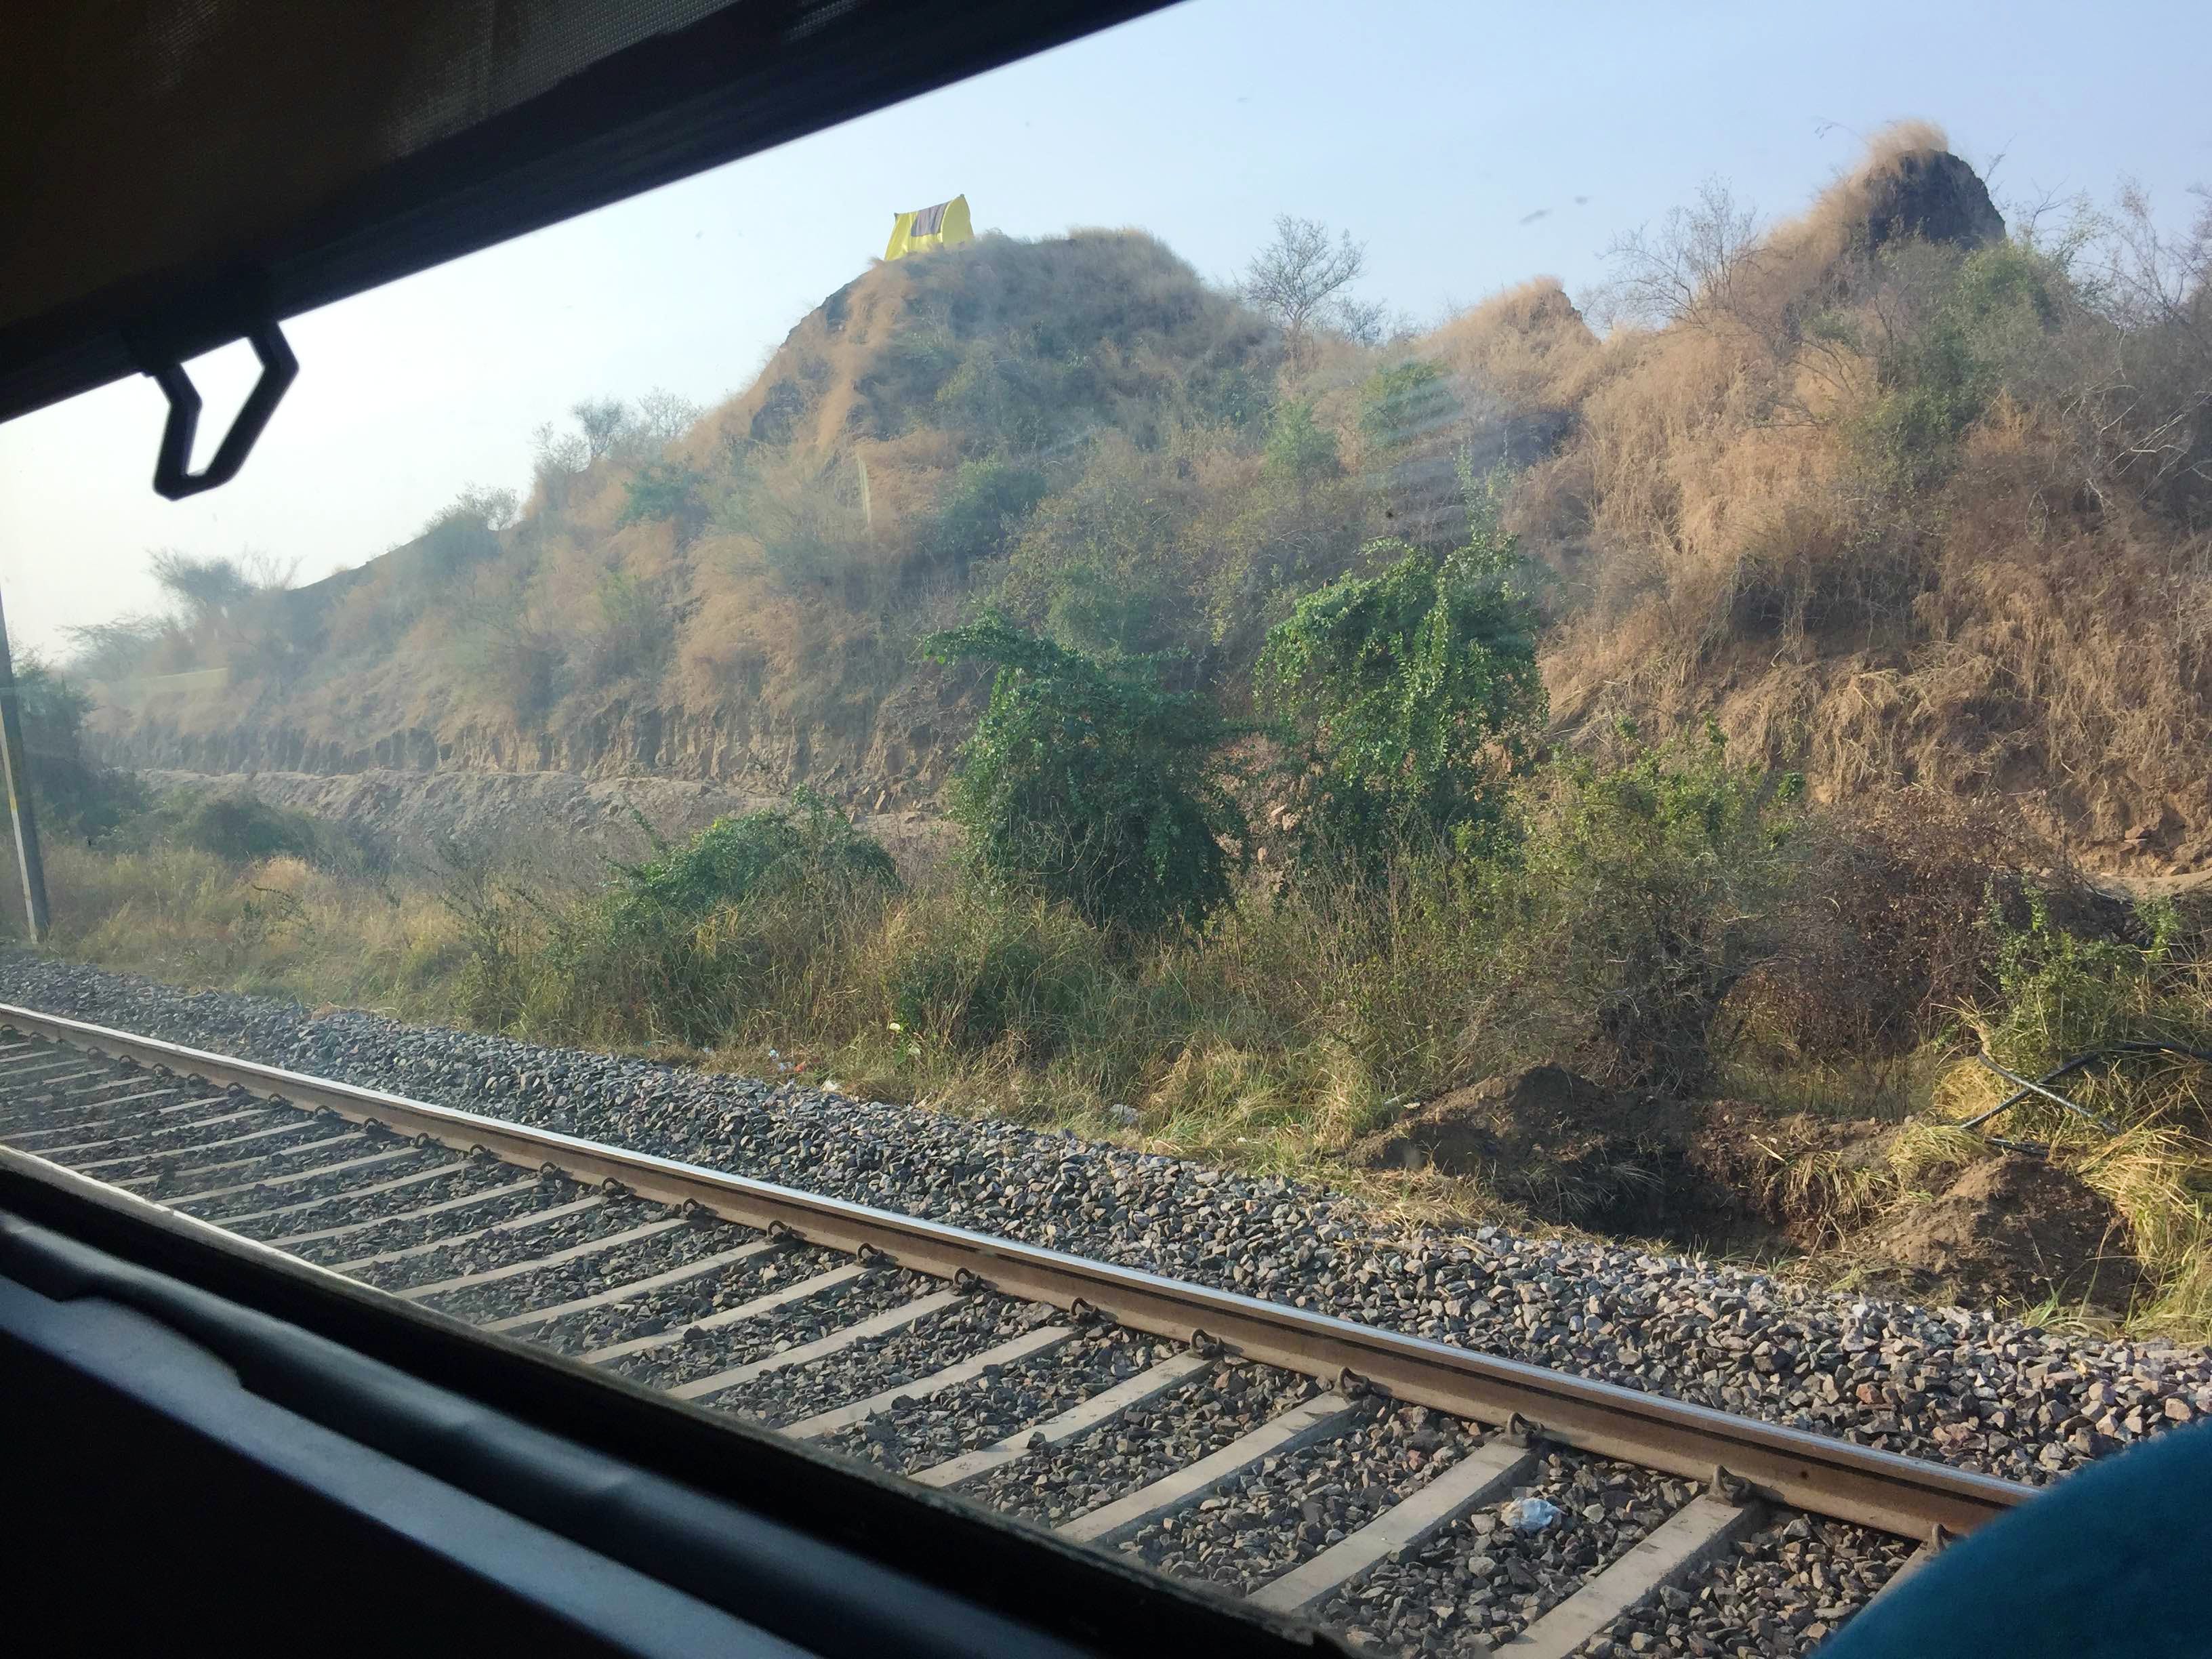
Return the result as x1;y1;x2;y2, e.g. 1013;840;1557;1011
1485;125;2212;876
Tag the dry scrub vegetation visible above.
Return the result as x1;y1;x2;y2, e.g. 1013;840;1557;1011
32;126;2212;1328
75;128;2212;869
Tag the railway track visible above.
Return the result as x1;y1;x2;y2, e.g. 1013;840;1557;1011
0;1003;2030;1656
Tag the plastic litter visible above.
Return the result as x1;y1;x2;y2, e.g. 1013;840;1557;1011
1501;1497;1562;1534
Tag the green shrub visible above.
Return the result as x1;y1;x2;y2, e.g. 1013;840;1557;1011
617;463;710;541
611;791;898;922
918;459;1048;577
1486;724;1801;1091
13;658;144;840
1843;241;2067;492
138;790;388;875
925;615;1245;936
1262;400;1343;493
535;903;765;1047
176;794;317;863
1357;359;1454;451
1974;889;2211;1076
1257;473;1544;860
502;798;897;1048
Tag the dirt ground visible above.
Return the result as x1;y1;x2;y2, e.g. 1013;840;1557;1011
1359;1066;2140;1316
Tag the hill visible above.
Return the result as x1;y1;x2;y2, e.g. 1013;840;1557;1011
77;127;2212;873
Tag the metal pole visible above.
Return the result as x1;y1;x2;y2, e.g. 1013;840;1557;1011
0;586;52;943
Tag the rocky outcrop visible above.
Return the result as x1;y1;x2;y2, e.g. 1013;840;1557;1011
134;765;956;878
1862;148;2005;251
89;685;962;813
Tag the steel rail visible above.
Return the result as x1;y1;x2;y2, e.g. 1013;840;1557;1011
0;1002;2031;1540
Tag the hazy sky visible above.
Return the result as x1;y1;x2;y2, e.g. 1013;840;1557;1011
4;0;2207;655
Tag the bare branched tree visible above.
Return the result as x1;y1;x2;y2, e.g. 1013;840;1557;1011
147;550;297;623
531;422;589;476
62;617;166;682
1242;216;1368;368
449;485;520;533
1333;294;1397;348
2085;183;2212;516
1590;178;1764;330
634;388;703;447
571;396;633;461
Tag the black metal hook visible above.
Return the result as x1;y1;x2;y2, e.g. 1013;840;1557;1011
144;321;298;499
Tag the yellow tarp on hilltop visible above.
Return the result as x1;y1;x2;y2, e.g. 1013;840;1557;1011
884;194;973;261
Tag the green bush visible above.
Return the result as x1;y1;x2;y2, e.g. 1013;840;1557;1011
535;901;767;1047
1486;724;1802;1091
178;794;316;863
1843;241;2066;492
130;790;387;874
925;615;1246;937
617;463;710;541
13;659;144;840
510;797;898;1048
612;792;898;922
1975;889;2210;1076
1357;359;1455;452
918;459;1048;577
1257;473;1545;860
1263;400;1343;493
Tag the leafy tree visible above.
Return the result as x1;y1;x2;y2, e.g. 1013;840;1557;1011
12;658;144;840
1258;470;1545;857
925;614;1246;935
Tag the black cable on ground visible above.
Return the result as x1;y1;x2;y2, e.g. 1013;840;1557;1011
1955;1042;2212;1135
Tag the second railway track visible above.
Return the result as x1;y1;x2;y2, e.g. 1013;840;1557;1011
0;1002;2030;1657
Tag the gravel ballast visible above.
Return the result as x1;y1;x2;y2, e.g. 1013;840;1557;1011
526;1240;815;1356
1591;1515;1916;1657
966;1360;1321;1528
708;1289;1062;1427
610;1264;932;1393
1310;1448;1685;1652
821;1326;1176;1476
173;1141;454;1223
232;1160;523;1243
412;1210;748;1323
282;1172;574;1263
7;956;2208;1499
1119;1400;1492;1597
